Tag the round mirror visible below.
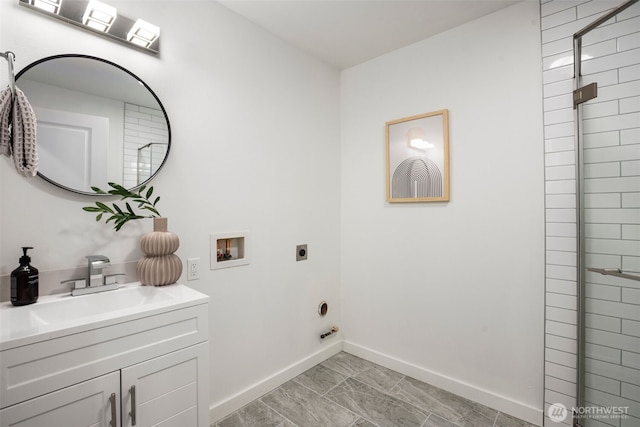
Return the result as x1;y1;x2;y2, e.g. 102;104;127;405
16;54;171;195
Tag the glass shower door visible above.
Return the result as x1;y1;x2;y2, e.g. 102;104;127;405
576;2;640;426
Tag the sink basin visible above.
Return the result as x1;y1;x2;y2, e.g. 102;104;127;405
0;282;208;350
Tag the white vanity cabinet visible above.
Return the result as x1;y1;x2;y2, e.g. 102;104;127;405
0;284;210;427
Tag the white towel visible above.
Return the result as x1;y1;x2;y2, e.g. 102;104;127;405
0;87;11;157
0;86;38;176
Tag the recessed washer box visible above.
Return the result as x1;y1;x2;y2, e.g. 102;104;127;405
210;231;250;270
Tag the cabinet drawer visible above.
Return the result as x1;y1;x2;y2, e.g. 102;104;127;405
1;304;207;409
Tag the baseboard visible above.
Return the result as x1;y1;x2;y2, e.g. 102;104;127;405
209;340;343;423
343;341;543;427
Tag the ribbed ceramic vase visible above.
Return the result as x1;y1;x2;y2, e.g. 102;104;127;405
137;217;182;286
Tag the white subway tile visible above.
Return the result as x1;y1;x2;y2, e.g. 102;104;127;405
622;288;640;305
548;277;578;294
541;0;583;18
547;165;577;181
585;253;622;272
621;160;640;177
547;179;577;194
585;359;640;385
622;351;640;369
598;80;640;105
546;122;576;139
543;50;574;71
548;194;578;209
547;306;578;325
586;224;621;239
584;177;640;194
546;136;575;153
543;6;577;30
545;92;574;111
584;112;640;135
622;255;640;272
546;361;578;383
547;334;578;354
581;69;619;87
546;375;577;397
622;415;640;427
586;313;622;333
545;108;574;126
621;128;640;145
543;14;598;44
585;341;622;364
546;347;578;368
586;268;626;287
544;394;577;421
622;225;640;239
587;238;640;257
545;209;576;222
582;49;640;78
586;298;640;321
620;63;640;84
545;165;576;182
577;1;615;20
585;372;621;396
545;79;574;99
547;291;578;309
584;389;639;420
544;65;575;85
622;193;640;208
584;130;622;149
546;150;577;167
548;236;577;251
548;320;578;339
583;100;619;119
620;96;640;115
548;222;578;237
585;161;621;178
586;283;621;301
623;319;640;337
543;38;574;60
585;15;640;45
583;38;618;61
586;208;640;224
585;192;621;208
622;383;640;403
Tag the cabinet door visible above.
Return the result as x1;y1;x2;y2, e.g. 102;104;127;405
121;343;209;427
0;371;119;427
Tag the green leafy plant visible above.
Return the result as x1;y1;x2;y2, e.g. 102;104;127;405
83;182;161;231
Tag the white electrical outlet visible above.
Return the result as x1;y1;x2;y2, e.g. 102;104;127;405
187;258;200;280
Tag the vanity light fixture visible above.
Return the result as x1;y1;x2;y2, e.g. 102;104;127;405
30;0;62;14
18;0;160;54
82;0;117;33
127;19;160;48
407;127;434;150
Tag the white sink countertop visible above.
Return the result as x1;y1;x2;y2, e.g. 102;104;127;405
0;282;209;350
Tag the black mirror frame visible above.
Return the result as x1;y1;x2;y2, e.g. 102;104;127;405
16;54;171;196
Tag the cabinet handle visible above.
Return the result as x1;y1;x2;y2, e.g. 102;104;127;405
129;385;137;426
109;393;117;427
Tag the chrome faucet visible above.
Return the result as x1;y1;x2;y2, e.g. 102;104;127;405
87;255;110;287
62;255;125;296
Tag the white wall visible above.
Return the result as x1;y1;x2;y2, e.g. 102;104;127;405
340;1;545;424
0;0;342;421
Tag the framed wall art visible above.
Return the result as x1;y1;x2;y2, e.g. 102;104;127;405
385;109;450;203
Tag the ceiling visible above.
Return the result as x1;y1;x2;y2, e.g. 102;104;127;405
217;0;523;70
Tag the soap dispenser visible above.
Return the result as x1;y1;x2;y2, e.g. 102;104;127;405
11;247;39;306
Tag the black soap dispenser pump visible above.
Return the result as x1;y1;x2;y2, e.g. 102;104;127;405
11;247;39;306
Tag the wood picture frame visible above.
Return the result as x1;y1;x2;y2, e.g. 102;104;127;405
385;109;450;203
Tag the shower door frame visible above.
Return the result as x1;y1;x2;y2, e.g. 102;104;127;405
572;1;640;426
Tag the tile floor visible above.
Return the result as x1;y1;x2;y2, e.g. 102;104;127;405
213;352;537;427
